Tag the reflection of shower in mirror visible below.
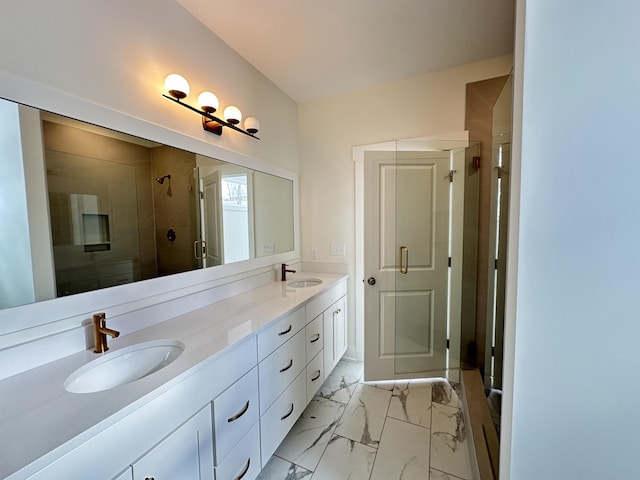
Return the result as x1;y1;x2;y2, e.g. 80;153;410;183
0;103;296;312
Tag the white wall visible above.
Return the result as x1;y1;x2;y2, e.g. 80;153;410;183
0;0;298;173
298;55;513;358
503;1;640;478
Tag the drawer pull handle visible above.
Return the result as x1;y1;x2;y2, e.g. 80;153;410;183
234;458;251;480
227;400;250;423
280;359;294;373
310;333;320;343
278;324;292;336
281;403;295;420
311;370;321;381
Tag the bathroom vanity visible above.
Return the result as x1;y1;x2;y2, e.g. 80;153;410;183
0;273;348;480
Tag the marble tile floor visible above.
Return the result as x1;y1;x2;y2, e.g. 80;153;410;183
257;360;474;480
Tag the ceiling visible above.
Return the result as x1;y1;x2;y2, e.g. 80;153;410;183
176;0;515;103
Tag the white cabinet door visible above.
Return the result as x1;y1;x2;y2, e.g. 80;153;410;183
323;295;347;375
132;406;213;480
333;296;347;362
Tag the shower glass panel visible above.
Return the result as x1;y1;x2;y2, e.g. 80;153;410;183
47;153;141;296
393;139;479;377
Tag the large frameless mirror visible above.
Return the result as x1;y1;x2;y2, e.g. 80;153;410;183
0;98;295;310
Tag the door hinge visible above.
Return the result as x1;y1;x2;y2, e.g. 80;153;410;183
448;257;452;268
494;258;498;270
446;338;450;350
496;166;509;179
199;191;204;200
448;169;457;183
491;346;495;357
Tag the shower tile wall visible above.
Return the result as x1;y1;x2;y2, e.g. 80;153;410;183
150;146;198;276
258;361;474;480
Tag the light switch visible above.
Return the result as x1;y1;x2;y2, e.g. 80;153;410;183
263;242;275;254
330;243;346;256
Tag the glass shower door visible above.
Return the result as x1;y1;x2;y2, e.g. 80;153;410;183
361;138;476;381
393;146;451;375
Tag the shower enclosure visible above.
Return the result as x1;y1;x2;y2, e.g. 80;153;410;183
357;138;481;382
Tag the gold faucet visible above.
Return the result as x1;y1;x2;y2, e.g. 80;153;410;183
93;313;120;353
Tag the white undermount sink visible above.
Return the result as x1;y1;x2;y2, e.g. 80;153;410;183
64;339;185;394
287;278;323;288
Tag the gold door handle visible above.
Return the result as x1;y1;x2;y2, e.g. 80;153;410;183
400;246;408;274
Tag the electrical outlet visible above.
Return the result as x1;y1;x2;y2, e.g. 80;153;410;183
330;243;346;256
311;248;318;260
263;242;275;254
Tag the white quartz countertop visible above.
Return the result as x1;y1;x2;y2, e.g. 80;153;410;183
0;272;346;479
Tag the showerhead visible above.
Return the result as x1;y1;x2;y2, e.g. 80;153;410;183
156;174;171;185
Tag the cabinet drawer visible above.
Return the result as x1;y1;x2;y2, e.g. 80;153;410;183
260;371;307;467
305;314;323;362
305;279;347;323
306;350;324;403
257;305;306;362
214;422;261;480
258;329;306;414
212;367;259;465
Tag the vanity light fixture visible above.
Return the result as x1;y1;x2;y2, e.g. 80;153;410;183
162;73;259;139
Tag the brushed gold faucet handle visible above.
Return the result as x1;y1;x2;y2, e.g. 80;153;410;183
93;312;119;353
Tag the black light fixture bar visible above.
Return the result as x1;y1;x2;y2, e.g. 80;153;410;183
162;94;260;140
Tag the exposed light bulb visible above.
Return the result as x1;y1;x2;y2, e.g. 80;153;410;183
224;105;242;125
164;74;190;100
197;91;219;113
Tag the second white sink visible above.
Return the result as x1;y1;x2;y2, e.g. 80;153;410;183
65;339;185;394
287;278;323;288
